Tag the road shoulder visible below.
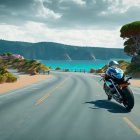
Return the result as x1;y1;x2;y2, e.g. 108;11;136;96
0;75;52;94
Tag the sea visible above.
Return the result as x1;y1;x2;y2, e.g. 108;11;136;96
37;58;131;72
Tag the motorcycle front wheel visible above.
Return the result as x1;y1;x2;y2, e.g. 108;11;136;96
122;87;134;111
104;83;112;100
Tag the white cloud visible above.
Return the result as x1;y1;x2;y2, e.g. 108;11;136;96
72;0;86;5
100;0;140;15
36;0;62;19
0;21;124;48
122;0;140;7
58;0;86;5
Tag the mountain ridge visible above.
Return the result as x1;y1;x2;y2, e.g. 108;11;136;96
0;39;129;60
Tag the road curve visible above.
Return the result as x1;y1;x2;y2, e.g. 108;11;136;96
0;71;140;140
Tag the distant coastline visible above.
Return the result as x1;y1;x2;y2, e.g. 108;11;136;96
0;39;129;60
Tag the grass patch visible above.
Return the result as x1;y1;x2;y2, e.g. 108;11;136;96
0;67;17;83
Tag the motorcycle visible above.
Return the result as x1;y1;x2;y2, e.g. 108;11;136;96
100;66;134;111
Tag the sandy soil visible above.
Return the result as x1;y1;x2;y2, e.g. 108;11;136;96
0;75;52;94
130;79;140;87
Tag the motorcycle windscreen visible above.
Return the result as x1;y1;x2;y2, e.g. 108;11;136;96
108;68;124;79
113;73;124;79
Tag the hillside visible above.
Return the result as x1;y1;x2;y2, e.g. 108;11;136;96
0;39;129;60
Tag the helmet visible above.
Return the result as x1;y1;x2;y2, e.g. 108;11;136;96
109;60;119;67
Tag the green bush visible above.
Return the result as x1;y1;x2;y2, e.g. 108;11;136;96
0;67;17;83
125;63;140;74
118;60;129;64
0;75;7;83
6;73;17;82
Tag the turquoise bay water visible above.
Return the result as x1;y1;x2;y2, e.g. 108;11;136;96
37;59;130;72
39;60;106;71
38;59;130;72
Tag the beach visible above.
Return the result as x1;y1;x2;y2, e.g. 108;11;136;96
0;75;52;94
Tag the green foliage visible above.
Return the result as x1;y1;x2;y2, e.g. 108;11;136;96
124;38;134;46
0;67;17;83
118;60;129;64
0;57;49;75
120;21;140;72
0;67;7;75
118;60;125;64
120;21;140;38
7;52;12;56
125;63;140;74
29;59;36;63
138;51;140;56
12;58;20;63
124;46;131;54
2;53;7;56
118;60;130;70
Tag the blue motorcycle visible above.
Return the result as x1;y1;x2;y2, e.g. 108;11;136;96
101;66;134;111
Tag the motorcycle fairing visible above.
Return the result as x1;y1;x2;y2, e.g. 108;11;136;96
107;67;124;79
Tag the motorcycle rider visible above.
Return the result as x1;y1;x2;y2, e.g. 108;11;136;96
104;60;120;99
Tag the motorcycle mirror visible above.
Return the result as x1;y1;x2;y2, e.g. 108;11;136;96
128;77;132;79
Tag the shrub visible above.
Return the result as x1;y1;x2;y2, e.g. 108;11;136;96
96;68;104;73
65;69;69;72
49;67;53;70
0;75;7;83
90;68;96;73
0;67;17;83
118;60;125;64
125;63;140;74
56;67;61;70
0;67;8;75
6;73;17;82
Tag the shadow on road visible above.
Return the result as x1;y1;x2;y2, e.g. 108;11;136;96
85;100;129;113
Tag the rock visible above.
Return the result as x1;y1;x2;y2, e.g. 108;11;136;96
55;67;61;70
101;65;109;72
96;68;104;73
65;69;69;72
90;68;96;73
26;70;37;75
95;65;108;73
49;67;53;70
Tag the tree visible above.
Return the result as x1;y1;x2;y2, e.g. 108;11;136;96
7;52;12;57
2;53;7;56
120;21;140;65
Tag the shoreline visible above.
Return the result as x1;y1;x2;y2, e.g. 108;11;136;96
0;74;52;94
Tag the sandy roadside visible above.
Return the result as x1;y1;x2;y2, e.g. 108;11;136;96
0;75;52;94
129;79;140;87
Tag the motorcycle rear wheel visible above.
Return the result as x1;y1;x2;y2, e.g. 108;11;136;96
122;87;134;111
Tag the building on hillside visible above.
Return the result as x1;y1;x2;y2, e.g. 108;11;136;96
0;54;24;60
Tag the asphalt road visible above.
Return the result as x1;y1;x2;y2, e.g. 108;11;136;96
0;71;140;140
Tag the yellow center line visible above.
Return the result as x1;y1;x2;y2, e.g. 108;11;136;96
123;117;140;135
35;75;71;105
